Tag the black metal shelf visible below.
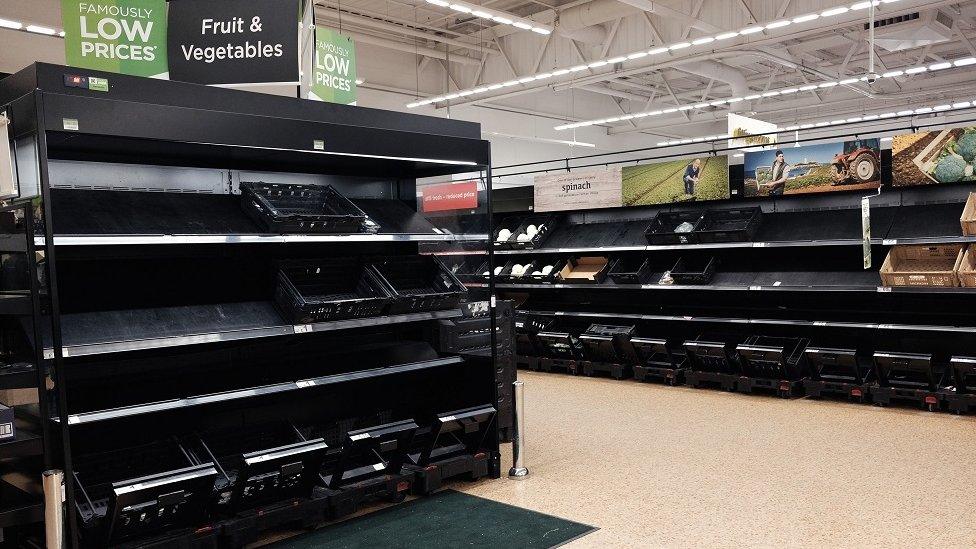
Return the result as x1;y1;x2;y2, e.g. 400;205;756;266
44;190;486;246
520;309;976;334
493;203;971;255
0;293;33;316
0;424;43;459
0;366;36;391
60;356;464;426
482;268;976;293
43;303;463;358
0;482;43;529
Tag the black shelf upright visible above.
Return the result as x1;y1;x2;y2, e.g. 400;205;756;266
0;63;501;548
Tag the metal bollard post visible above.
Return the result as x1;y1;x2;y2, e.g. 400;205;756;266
43;469;65;549
508;381;528;478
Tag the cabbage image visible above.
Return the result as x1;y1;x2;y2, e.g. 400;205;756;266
955;132;976;162
932;151;967;183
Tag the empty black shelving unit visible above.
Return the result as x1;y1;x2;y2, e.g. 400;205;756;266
0;63;505;547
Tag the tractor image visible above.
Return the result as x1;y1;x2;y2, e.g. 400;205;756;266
831;140;880;185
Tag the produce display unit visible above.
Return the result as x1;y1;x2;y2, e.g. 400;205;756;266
489;124;976;410
0;63;503;548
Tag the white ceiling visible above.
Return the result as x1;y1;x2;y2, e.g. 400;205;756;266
5;0;976;172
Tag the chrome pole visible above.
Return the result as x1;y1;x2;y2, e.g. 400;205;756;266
43;469;64;548
508;380;528;478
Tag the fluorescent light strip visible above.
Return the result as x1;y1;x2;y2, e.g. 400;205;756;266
553;58;976;129
424;0;551;35
25;24;56;35
408;1;930;108
189;141;478;166
0;18;22;29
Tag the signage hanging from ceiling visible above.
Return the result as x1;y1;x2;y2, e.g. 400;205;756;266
61;0;169;78
166;0;300;86
534;168;623;213
309;26;357;105
421;181;478;213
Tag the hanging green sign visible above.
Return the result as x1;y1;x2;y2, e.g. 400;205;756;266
61;0;168;78
310;26;357;105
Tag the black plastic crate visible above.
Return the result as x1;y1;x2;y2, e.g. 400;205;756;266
275;258;392;323
684;334;740;374
950;356;976;394
493;214;556;249
607;257;651;284
736;336;809;381
370;256;466;314
579;324;635;363
805;347;872;384
536;331;582;360
498;260;539;283
515;314;553;359
669;256;718;285
697;207;763;243
645;211;704;245
240;182;375;234
873;351;942;391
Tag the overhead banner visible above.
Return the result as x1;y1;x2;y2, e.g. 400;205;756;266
622;156;730;206
892;127;976;187
534;168;622;213
743;139;881;197
421;181;478;213
166;0;300;86
61;0;168;78
728;113;777;150
309;27;357;104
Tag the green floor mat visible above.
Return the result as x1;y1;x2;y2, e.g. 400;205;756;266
268;489;596;549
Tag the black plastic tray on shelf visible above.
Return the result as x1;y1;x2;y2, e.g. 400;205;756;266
684;333;740;374
493;214;556;249
579;324;635;363
607;257;652;284
446;257;489;284
240;182;375;234
697;207;763;243
526;258;565;284
498;260;539;283
275;258;392;323
536;331;582;360
736;336;809;381
645;211;704;245
73;441;219;546
669;256;718;285
370;256;466;314
873;351;941;391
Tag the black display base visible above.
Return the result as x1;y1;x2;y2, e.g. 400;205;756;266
323;472;413;520
870;385;943;411
581;360;632;380
115;526;220;549
407;452;492;496
803;379;870;403
218;495;328;548
945;391;976;414
633;364;684;385
539;358;578;375
685;370;738;391
737;377;804;399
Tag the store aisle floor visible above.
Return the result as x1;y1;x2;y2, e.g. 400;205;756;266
458;371;976;548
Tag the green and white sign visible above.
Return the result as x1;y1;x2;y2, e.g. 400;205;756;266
61;0;168;78
310;27;357;105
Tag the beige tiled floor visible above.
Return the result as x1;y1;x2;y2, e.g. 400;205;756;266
459;371;976;548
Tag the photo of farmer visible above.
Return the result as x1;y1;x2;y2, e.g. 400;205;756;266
622;156;729;206
743;139;881;198
683;159;702;195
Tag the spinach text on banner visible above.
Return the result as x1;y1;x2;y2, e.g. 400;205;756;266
62;0;169;78
310;27;357;105
534;168;623;213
